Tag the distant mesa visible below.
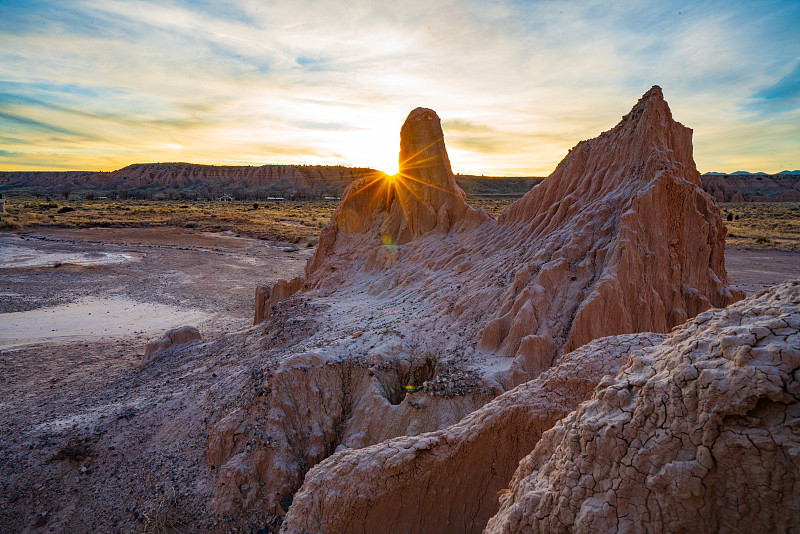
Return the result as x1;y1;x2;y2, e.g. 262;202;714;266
701;170;800;202
0;161;542;201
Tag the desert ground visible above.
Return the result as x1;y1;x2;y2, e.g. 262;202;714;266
0;227;316;531
2;197;799;250
0;218;797;531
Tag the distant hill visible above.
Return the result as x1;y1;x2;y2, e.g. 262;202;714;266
2;163;796;202
455;174;543;197
701;172;800;202
0;163;543;200
0;163;382;200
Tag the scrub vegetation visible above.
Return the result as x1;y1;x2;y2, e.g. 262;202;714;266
1;192;798;251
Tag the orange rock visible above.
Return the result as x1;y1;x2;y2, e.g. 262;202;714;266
140;325;201;368
253;276;304;324
221;87;747;519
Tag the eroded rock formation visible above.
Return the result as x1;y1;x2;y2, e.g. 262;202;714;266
283;281;799;534
281;332;665;534
208;87;744;518
306;87;741;387
485;280;800;533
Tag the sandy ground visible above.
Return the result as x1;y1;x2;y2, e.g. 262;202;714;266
0;297;210;349
0;227;313;335
723;245;800;295
0;227;315;532
0;228;797;532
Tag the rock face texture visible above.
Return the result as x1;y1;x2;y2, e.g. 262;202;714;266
283;281;799;534
485;280;800;533
281;332;665;534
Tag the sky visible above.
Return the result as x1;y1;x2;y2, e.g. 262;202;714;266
1;0;799;176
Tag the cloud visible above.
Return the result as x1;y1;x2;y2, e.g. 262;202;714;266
0;111;94;139
0;0;799;173
750;62;800;113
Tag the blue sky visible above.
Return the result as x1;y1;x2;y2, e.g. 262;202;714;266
1;0;798;174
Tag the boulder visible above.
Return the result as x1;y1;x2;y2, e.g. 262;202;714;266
253;277;304;324
141;325;201;368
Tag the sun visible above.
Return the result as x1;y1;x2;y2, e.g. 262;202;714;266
355;126;399;175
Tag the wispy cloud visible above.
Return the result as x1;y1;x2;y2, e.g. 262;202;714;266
1;0;799;173
750;62;800;113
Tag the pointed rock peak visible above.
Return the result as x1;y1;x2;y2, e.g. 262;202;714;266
398;107;455;187
620;85;672;124
305;107;486;277
643;84;663;100
333;106;470;240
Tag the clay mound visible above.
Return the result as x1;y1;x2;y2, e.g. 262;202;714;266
281;332;665;534
486;280;800;533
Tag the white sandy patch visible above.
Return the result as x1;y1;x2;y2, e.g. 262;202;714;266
0;243;135;269
0;296;209;348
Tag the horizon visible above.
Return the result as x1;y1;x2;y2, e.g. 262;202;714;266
1;1;799;175
2;159;800;178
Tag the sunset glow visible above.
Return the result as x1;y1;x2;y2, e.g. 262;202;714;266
1;1;799;174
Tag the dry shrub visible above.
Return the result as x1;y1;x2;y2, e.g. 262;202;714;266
142;487;183;534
